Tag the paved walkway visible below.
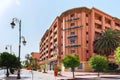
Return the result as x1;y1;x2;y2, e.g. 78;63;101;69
0;69;55;80
61;72;120;80
0;69;120;80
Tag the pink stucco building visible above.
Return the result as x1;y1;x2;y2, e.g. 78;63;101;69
39;7;120;71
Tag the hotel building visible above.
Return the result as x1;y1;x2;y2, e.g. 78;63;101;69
39;7;120;71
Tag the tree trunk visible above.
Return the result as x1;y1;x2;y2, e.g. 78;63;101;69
71;67;75;78
98;71;99;77
6;67;9;77
43;68;45;73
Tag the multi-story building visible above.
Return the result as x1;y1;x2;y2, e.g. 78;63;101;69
31;52;40;59
39;7;120;71
31;52;40;64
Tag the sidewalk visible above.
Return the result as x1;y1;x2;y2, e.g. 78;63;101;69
0;69;120;80
57;72;120;80
0;69;55;80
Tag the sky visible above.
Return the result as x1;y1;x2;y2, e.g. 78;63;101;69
0;0;120;61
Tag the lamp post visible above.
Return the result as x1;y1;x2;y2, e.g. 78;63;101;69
54;44;61;66
10;18;26;79
54;44;58;77
5;45;12;53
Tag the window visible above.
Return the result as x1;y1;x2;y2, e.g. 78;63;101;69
106;20;111;24
86;23;88;26
70;32;75;35
50;42;52;45
95;23;102;29
86;14;88;17
54;25;57;29
98;16;102;21
70;23;75;27
86;58;89;61
86;32;88;34
50;36;52;39
115;23;120;27
86;40;88;43
54;38;57;42
95;13;102;21
70;37;75;44
50;30;52;34
78;63;83;69
51;55;53;57
70;14;75;19
71;50;75;53
54;31;57;35
105;18;111;25
86;50;89;53
95;32;101;40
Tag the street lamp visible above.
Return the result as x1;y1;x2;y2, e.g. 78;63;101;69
54;44;58;77
5;45;12;53
54;44;60;66
10;18;26;79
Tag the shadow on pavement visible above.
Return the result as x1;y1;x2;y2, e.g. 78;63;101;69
2;76;30;80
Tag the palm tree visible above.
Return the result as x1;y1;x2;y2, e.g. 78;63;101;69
93;29;120;57
24;54;39;70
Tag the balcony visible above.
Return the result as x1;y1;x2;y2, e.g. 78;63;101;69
54;34;57;39
67;35;77;38
105;24;111;28
95;19;102;25
65;17;80;22
63;25;83;31
65;44;80;48
54;27;57;32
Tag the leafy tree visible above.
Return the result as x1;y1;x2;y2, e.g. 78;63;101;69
62;54;80;78
0;52;20;77
24;54;31;68
43;63;47;73
115;47;120;64
89;55;108;77
93;29;120;57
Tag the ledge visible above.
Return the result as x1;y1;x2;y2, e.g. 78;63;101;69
63;26;83;31
65;17;80;22
67;35;77;38
65;44;80;48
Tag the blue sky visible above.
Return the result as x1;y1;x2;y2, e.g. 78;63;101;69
0;0;120;60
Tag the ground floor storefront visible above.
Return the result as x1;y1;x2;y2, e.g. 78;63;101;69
40;60;92;72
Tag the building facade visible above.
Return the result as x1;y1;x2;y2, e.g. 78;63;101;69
39;7;120;71
31;52;40;59
31;52;40;64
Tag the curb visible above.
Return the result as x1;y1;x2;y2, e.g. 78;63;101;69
57;78;74;80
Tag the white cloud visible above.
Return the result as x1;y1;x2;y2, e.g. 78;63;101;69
0;0;12;18
0;0;21;18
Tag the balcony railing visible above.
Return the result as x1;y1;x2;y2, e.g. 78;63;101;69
65;44;80;48
63;25;83;31
67;35;77;38
65;17;80;22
